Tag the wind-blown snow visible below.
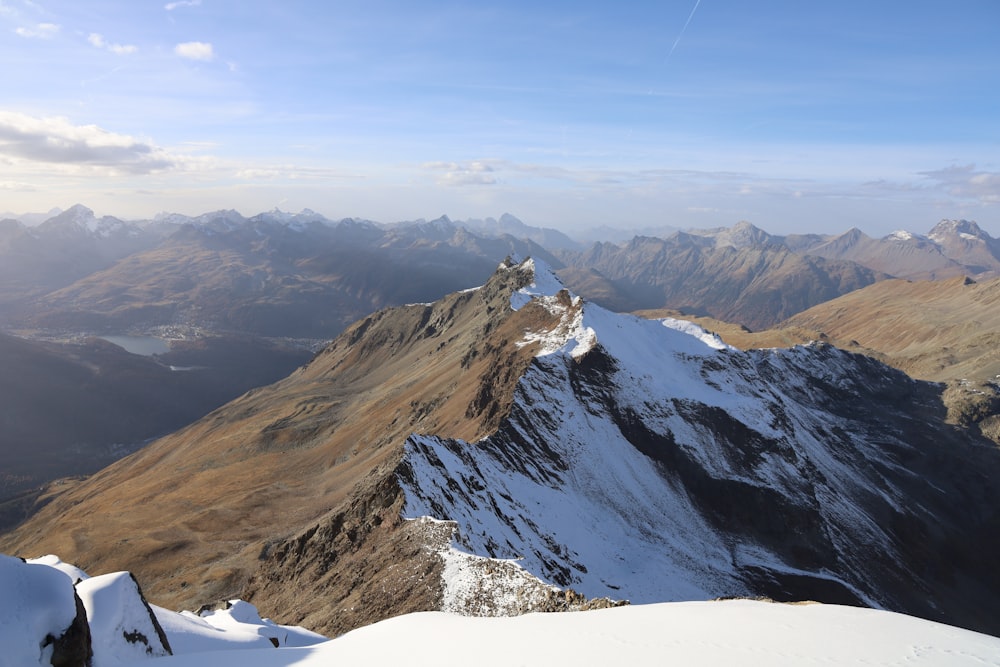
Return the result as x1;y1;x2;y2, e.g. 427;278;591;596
187;600;326;649
28;554;91;583
117;601;1000;666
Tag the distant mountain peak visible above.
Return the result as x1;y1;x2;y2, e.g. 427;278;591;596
713;220;774;249
48;203;95;226
39;204;134;238
63;203;94;217
498;212;524;226
929;219;989;242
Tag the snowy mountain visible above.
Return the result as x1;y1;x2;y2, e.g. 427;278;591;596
396;259;1000;623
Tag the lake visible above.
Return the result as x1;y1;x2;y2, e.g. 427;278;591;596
99;335;171;356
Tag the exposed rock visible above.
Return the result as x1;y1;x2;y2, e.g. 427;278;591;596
45;592;92;667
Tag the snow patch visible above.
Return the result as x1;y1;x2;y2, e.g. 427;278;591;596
887;229;920;242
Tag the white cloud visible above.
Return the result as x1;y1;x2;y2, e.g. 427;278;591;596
88;32;138;55
109;43;138;55
0;111;179;175
920;164;1000;205
15;22;59;38
165;0;201;9
0;180;37;192
174;41;214;61
424;160;498;186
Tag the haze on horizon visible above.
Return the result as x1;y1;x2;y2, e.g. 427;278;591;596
1;0;998;238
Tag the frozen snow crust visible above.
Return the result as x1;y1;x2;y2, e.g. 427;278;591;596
107;601;1000;666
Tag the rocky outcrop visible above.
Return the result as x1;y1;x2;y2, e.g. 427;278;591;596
45;591;92;667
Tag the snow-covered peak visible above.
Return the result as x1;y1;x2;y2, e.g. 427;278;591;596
508;257;567;310
886;229;924;242
251;208;332;230
508;256;729;360
190;209;247;231
929;219;988;243
64;203;95;226
399;254;991;617
33;204;140;239
41;203;97;232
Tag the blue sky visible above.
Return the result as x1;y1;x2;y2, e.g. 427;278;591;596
1;0;998;236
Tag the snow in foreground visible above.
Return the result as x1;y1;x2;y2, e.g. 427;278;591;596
131;600;999;667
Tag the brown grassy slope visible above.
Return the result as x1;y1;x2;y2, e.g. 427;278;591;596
640;275;1000;384
0;264;553;629
781;275;1000;383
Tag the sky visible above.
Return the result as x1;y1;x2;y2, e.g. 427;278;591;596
0;0;998;237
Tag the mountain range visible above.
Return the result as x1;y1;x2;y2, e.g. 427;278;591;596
4;258;998;641
6;206;1000;339
1;206;561;339
4;207;1000;508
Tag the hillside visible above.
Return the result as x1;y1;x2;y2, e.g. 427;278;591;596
782;275;1000;383
0;332;311;514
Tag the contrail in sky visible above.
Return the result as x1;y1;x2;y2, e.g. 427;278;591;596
667;0;703;61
